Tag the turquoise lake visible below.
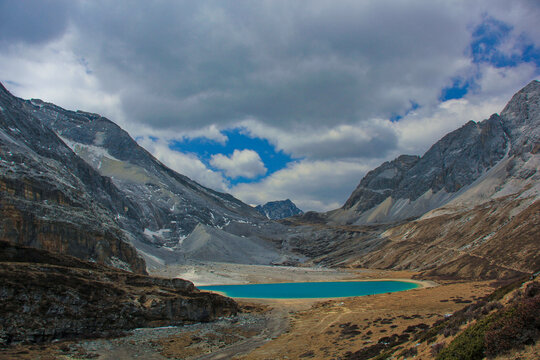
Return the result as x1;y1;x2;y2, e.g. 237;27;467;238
198;280;419;299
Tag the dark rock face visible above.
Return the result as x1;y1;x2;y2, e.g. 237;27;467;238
0;241;238;345
256;199;304;219
499;80;540;155
343;155;419;211
0;83;146;273
345;117;508;211
394;115;508;200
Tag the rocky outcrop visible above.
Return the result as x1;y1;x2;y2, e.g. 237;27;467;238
0;196;146;274
0;241;238;345
343;155;419;212
256;199;304;219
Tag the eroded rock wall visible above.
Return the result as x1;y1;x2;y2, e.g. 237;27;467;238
0;241;238;345
0;178;147;274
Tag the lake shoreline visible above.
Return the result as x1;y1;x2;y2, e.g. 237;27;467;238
149;261;438;290
198;278;434;300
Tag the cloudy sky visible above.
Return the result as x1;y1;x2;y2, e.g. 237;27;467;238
1;0;539;211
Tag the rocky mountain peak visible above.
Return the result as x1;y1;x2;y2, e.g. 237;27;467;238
500;80;540;155
342;154;420;211
0;83;147;273
337;81;540;225
256;199;304;219
0;82;9;96
501;80;540;121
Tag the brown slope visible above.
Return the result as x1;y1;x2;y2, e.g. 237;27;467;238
347;196;539;280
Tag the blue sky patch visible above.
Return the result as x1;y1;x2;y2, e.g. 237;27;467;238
390;101;419;122
170;128;297;185
438;17;540;103
471;16;540;69
521;42;540;68
471;17;513;67
440;78;473;101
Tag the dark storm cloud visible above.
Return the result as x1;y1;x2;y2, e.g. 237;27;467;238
62;0;471;133
0;0;71;46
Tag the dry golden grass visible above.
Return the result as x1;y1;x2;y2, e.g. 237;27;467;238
238;280;494;360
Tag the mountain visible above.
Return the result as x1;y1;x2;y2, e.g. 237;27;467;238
24;97;265;239
0;82;292;269
0;82;245;346
0;83;146;273
2;78;538;281
289;80;540;279
331;80;539;226
256;199;304;219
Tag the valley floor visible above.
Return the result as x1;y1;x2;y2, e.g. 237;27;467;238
0;265;520;360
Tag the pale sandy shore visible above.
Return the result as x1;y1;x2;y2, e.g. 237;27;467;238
149;261;437;290
149;262;364;286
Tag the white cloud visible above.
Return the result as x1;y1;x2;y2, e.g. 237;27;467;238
475;63;539;98
231;160;375;212
392;63;539;156
11;0;478;133
239;118;397;161
391;98;501;156
0;33;125;126
137;137;229;191
210;149;267;179
180;125;228;144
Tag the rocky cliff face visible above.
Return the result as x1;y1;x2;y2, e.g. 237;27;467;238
500;80;540;156
256;199;304;219
0;241;238;345
342;155;420;212
0;83;146;273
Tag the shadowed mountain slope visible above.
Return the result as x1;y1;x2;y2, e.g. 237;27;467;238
0;83;146;273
